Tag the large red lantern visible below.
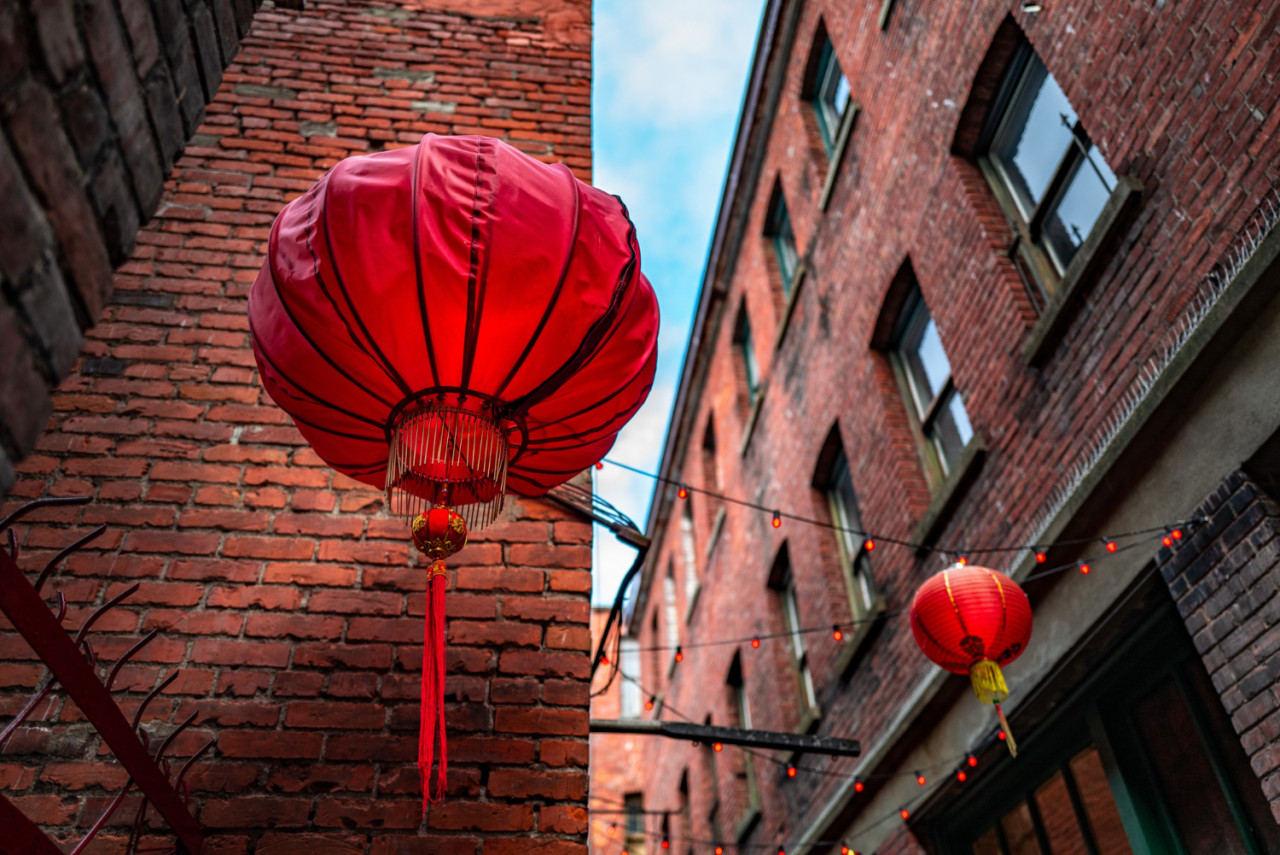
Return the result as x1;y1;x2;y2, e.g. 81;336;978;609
909;564;1032;755
248;134;659;802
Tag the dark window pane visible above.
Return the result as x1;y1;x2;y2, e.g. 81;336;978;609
1132;677;1251;854
1000;801;1042;855
991;56;1078;219
1068;749;1132;855
973;827;1003;855
901;305;951;416
1041;146;1117;272
1034;771;1089;855
828;453;862;561
814;40;850;150
930;388;973;475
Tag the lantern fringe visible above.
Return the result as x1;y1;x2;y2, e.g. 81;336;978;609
420;562;449;809
968;659;1008;705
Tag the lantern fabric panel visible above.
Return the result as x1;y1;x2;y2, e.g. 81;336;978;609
909;565;1033;675
248;134;659;498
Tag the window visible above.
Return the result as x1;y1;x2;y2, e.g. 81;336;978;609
809;34;850;154
624;792;646;853
891;286;973;481
764;182;800;298
726;655;760;831
769;546;818;725
732;304;761;409
826;448;877;622
981;44;1118;290
680;502;699;612
619;638;642;718
663;560;680;658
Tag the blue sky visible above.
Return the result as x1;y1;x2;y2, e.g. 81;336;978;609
590;0;765;606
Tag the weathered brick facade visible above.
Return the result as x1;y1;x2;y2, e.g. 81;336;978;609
0;0;262;492
611;1;1280;853
2;0;596;851
1156;472;1280;812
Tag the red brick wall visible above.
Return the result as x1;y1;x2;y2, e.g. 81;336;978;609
1;0;595;851
0;0;261;489
625;0;1280;852
587;609;647;855
1156;472;1280;820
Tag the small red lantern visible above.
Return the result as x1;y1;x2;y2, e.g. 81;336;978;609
249;134;658;804
909;564;1032;755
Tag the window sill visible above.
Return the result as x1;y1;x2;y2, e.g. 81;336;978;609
704;505;726;562
820;104;858;211
1022;174;1144;365
684;580;701;624
912;433;986;549
773;261;808;352
835;595;887;679
734;806;761;844
739;387;766;457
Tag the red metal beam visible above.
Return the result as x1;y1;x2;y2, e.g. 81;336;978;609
0;548;203;853
0;793;69;855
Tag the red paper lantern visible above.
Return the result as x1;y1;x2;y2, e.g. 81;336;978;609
909;564;1032;755
248;134;659;803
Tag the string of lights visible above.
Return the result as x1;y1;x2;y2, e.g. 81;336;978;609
593;527;1188;661
598;457;1201;557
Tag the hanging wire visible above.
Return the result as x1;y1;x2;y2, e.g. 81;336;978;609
600;457;1203;557
611;529;1178;655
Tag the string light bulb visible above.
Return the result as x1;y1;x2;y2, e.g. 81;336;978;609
1105;539;1117;552
832;625;844;641
595;461;604;470
1172;528;1183;540
713;741;723;752
674;646;683;663
915;771;926;786
787;764;797;778
854;778;864;793
957;556;968;566
1162;534;1173;547
998;730;1007;742
1079;561;1090;575
600;654;609;664
661;840;669;850
772;510;782;528
956;769;967;782
716;848;724;855
645;696;655;711
864;538;875;551
900;807;911;820
967;754;978;767
1035;551;1047;563
677;484;688;499
751;637;760;648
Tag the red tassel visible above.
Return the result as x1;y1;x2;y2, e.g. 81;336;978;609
419;560;449;810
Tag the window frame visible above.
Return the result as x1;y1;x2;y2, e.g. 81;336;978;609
810;35;851;155
732;305;761;409
889;287;974;485
977;42;1118;302
826;449;877;624
764;182;800;299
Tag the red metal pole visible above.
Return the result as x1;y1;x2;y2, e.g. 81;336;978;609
0;548;203;853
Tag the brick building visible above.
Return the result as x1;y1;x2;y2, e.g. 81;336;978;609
611;2;1280;854
1;0;599;851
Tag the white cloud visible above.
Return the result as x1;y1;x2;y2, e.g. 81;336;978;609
590;0;763;606
595;0;762;126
